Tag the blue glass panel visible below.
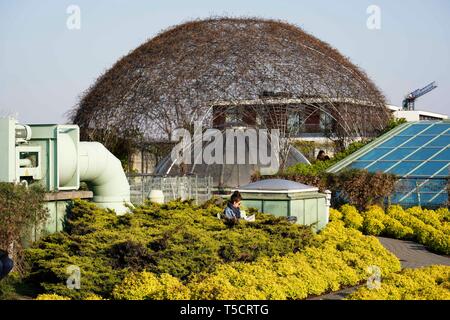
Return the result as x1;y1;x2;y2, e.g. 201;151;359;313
366;161;398;172
377;136;410;148
428;135;450;147
398;124;432;136
349;161;372;169
390;192;404;203
419;193;439;203
420;124;450;135
418;179;447;192
402;135;434;148
426;193;448;205
432;148;450;160
396;192;419;205
409;162;449;177
387;161;422;176
358;148;392;161
395;179;416;192
382;148;413;160
392;178;448;206
405;148;441;160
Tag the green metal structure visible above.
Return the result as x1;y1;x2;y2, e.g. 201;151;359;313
0;117;132;239
238;179;330;231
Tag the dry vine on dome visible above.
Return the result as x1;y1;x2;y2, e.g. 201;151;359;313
70;17;391;160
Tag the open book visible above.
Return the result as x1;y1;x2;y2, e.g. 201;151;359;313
243;214;256;222
216;210;256;222
240;210;255;222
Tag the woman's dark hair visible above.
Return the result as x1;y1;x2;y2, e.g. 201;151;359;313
230;191;242;204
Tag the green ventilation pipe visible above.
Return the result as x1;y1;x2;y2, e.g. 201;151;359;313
78;142;131;215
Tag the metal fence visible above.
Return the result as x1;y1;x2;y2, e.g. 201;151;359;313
127;174;214;205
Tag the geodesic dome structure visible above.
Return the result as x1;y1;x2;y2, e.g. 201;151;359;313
71;17;390;155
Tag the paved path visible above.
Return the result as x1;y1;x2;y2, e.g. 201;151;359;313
307;285;363;300
376;237;450;269
309;237;450;300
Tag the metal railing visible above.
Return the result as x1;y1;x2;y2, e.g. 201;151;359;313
127;174;214;205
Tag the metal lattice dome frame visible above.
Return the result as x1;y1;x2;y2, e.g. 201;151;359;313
70;17;391;155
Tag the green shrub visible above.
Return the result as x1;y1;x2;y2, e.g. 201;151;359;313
0;272;22;300
22;199;406;300
0;182;48;272
379;118;407;136
361;205;386;220
406;207;442;230
286;141;369;176
188;220;401;300
24;199;315;299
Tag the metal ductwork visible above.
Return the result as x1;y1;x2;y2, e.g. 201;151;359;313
0;117;131;215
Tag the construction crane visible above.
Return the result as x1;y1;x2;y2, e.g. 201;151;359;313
402;81;438;111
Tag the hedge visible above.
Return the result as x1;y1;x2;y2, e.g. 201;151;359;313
333;204;450;255
253;169;397;210
21;199;403;300
24;199;314;299
20;200;450;300
191;220;400;300
0;182;48;272
110;220;400;300
347;265;450;300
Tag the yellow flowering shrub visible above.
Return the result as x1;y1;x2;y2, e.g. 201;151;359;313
317;221;401;277
35;293;103;300
362;217;385;236
83;293;104;300
347;265;450;300
188;220;400;300
36;294;71;300
329;208;343;221
340;204;364;230
335;205;449;255
387;205;450;254
407;207;440;229
25;199;315;299
361;205;413;238
435;207;450;223
408;207;450;236
112;271;190;300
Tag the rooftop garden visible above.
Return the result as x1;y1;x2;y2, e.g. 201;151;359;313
1;199;448;300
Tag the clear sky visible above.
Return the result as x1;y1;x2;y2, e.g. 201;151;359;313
1;0;449;124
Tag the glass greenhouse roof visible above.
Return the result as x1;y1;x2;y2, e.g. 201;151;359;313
327;121;450;207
